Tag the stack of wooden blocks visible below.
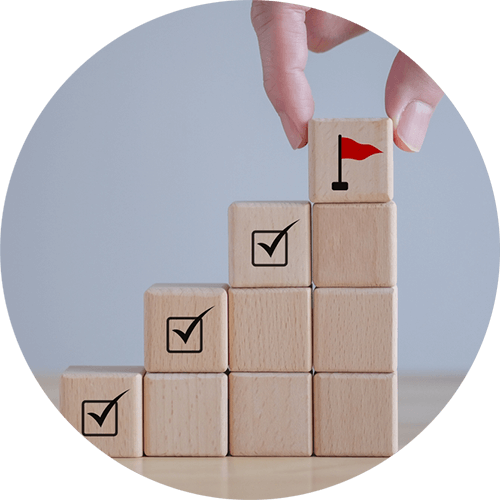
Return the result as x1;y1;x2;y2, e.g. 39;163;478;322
309;118;397;457
60;118;398;459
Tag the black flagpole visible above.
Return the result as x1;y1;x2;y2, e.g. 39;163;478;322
332;134;348;191
338;134;342;182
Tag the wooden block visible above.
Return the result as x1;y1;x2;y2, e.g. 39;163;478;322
229;287;312;372
59;366;144;458
144;284;228;373
313;202;397;287
228;201;311;287
313;287;397;372
309;118;393;203
144;373;228;457
314;373;398;457
229;373;313;456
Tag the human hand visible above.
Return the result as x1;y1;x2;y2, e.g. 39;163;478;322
251;1;444;152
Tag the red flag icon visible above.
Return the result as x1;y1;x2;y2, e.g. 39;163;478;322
332;134;383;191
341;137;382;161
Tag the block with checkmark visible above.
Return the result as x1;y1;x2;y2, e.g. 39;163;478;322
59;366;144;457
144;283;228;372
228;201;311;287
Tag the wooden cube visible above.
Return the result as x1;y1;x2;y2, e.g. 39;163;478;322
144;284;228;373
229;373;313;456
144;373;228;457
228;201;311;288
313;287;397;373
309;118;393;203
314;373;398;457
313;202;397;287
229;287;312;372
59;366;144;458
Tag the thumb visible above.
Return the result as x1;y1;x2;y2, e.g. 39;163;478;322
385;51;444;152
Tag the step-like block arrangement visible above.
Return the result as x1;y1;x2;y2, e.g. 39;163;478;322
59;117;399;460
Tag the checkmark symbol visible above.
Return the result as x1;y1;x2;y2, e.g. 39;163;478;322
257;220;299;257
87;390;129;428
173;306;214;344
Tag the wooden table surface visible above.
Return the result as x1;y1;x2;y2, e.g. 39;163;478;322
37;373;464;499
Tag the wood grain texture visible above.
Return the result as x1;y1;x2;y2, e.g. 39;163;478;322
229;373;313;457
59;366;144;458
229;287;312;372
314;373;398;457
228;201;311;288
313;287;397;373
312;202;397;287
144;284;228;373
144;373;228;457
309;118;393;203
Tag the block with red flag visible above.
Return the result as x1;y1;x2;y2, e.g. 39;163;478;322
332;135;383;191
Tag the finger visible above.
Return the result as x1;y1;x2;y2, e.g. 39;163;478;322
305;9;367;53
385;51;444;152
251;1;314;149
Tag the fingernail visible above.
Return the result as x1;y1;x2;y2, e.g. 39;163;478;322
396;100;434;152
278;112;304;150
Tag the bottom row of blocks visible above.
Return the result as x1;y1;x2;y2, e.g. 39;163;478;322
60;367;397;458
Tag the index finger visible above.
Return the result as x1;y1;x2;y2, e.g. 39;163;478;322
251;1;313;149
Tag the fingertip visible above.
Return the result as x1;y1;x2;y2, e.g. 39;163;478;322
393;133;416;153
296;135;308;149
279;112;308;150
386;52;443;153
394;100;434;152
278;112;301;149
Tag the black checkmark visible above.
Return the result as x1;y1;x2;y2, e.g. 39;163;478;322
87;390;129;427
257;220;299;257
173;306;214;344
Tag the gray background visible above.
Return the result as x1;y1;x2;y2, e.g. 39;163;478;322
1;1;498;373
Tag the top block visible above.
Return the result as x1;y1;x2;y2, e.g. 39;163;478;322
228;201;311;288
309;118;393;203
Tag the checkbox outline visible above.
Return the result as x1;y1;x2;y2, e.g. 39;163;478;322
81;400;119;437
251;229;289;267
166;316;204;353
